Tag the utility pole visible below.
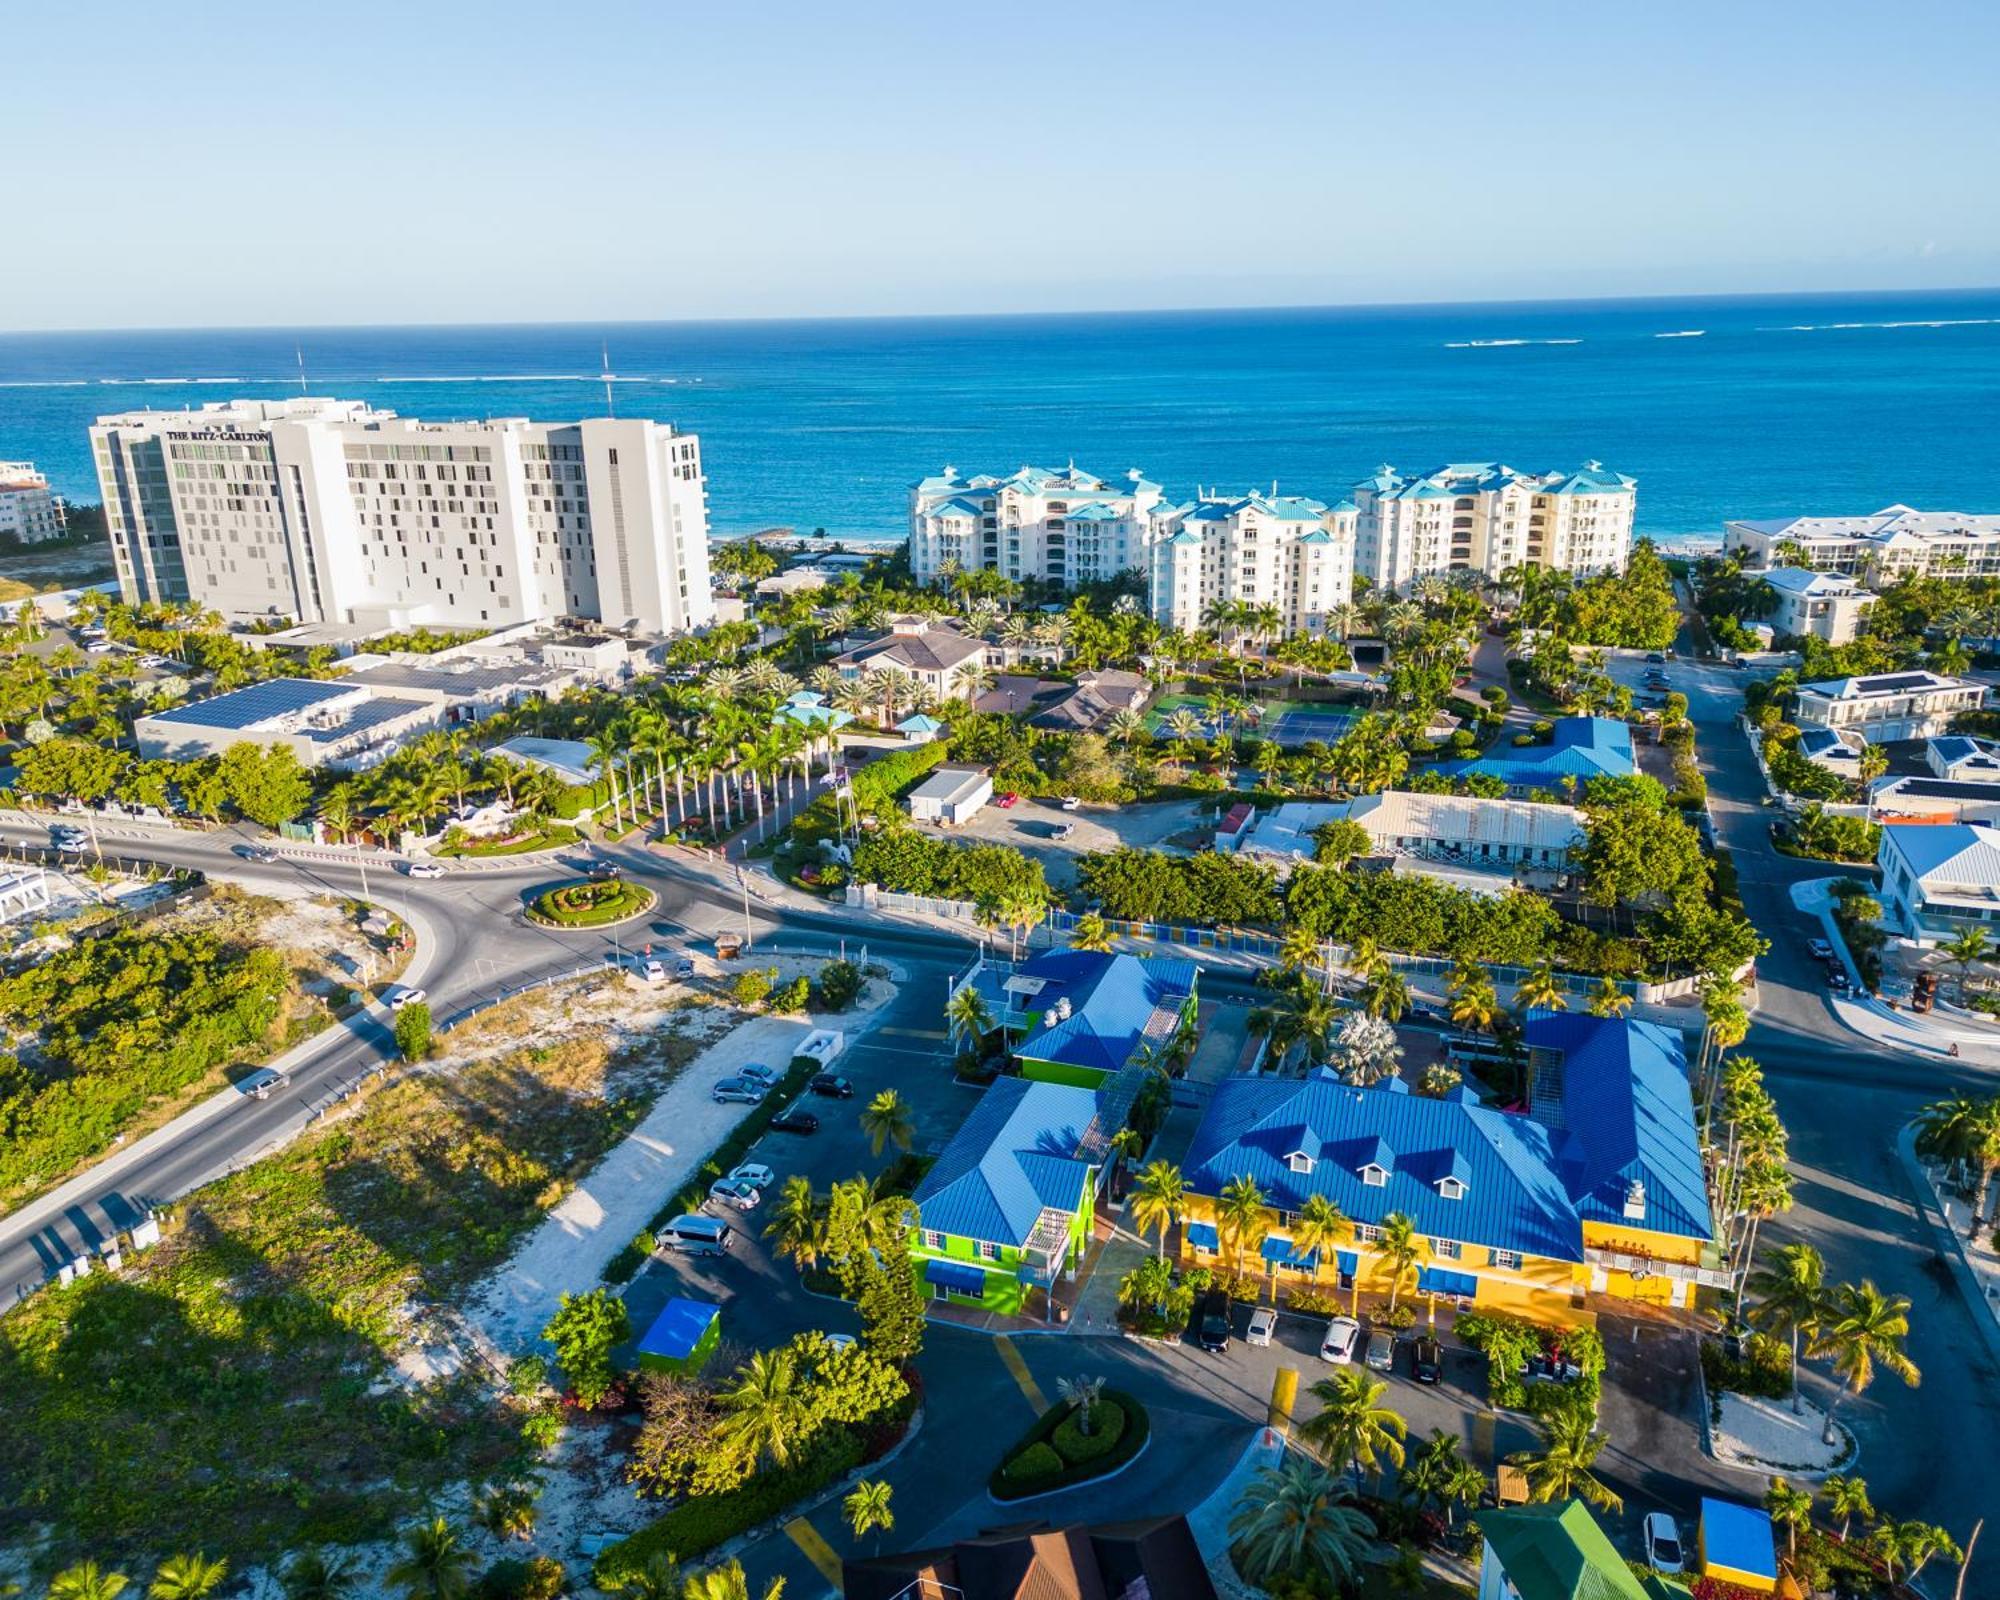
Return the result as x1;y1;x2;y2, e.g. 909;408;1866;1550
736;864;754;953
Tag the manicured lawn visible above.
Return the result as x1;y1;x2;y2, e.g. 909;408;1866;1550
0;1032;660;1566
528;878;656;926
438;822;580;857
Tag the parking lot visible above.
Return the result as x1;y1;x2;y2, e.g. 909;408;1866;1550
943;795;1208;887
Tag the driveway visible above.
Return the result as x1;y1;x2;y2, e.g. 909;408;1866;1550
947;797;1209;888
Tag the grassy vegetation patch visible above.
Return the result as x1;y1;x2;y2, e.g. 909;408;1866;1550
988;1390;1150;1500
0;1028;674;1567
527;879;655;927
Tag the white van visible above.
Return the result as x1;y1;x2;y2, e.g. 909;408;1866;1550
660;1214;731;1256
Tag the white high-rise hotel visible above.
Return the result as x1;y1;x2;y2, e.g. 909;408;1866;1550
910;458;1634;635
91;398;714;635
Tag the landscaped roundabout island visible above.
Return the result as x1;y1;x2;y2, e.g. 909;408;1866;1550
527;878;657;928
990;1383;1150;1501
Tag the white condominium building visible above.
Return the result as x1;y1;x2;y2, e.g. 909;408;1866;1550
0;462;65;543
1352;461;1637;593
1146;491;1356;638
909;464;1164;589
90;398;713;636
1723;504;2000;581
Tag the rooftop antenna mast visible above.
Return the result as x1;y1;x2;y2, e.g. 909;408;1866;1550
601;343;616;418
295;343;309;395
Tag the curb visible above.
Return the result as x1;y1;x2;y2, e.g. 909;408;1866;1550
1895;1122;2000;1372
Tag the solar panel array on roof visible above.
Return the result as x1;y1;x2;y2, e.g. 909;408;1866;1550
1863;673;1940;692
149;679;355;729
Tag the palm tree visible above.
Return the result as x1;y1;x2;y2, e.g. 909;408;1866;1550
279;1551;357;1600
1107;707;1146;745
860;1088;915;1157
1400;1430;1485;1528
1361;969;1410;1023
1744;1242;1826;1413
1586;976;1633;1018
1513;1407;1622;1512
1068;912;1114;953
600;1555;681;1600
1764;1478;1816;1557
1299;1367;1408;1485
764;1175;827;1273
1373;1212;1421;1314
1130;1161;1187;1259
1055;1373;1108;1434
477;1483;541;1543
385;1517;474;1600
1217;1174;1268;1279
1293;1194;1346;1277
1914;1091;2000;1238
48;1567;129;1600
1811;1279;1921;1445
1822;1473;1873;1541
1227;1461;1377;1591
1942;924;1991;1005
680;1562;783;1600
1515;962;1565;1013
843;1479;895;1553
1856;742;1889;787
946;983;992;1049
716;1347;810;1468
147;1556;227;1600
1446;973;1499;1033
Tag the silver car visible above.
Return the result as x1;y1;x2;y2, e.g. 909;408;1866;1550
711;1078;763;1104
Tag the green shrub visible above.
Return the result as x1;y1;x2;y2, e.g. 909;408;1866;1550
528;879;652;927
731;967;776;1008
1286;1288;1343;1316
1051;1402;1127;1464
812;960;865;1011
476;1559;534;1600
1700;1331;1792;1402
999;1442;1065;1490
769;976;811;1014
989;1391;1151;1501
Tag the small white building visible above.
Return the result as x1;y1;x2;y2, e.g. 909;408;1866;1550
488;736;601;788
1793;670;1985;743
906;764;993;826
1796;725;1867;777
0;462;65;543
1880;820;2000;940
1760;566;1873;644
1230;791;1584;880
1927;735;2000;784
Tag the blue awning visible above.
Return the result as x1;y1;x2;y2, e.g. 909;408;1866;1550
1417;1267;1479;1298
926;1259;990;1297
1186;1221;1220;1252
1260;1236;1320;1270
1336;1250;1358;1275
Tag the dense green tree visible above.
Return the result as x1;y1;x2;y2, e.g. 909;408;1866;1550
1227;1462;1377;1591
542;1288;630;1408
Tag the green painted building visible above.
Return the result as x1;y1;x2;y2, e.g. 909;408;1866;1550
957;949;1200;1088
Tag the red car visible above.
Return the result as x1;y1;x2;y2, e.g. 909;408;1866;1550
996;792;1020;808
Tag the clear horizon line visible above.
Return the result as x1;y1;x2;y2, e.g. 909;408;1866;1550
4;279;1999;342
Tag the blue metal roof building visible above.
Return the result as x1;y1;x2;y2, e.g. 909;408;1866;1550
147;678;359;729
1003;949;1200;1086
913;1077;1103;1248
1438;717;1634;792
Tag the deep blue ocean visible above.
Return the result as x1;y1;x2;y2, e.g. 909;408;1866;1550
3;288;1998;542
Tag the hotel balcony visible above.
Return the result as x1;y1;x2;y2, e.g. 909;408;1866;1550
1584;1243;1735;1291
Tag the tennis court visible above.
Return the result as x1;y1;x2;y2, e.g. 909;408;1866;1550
1146;694;1358;746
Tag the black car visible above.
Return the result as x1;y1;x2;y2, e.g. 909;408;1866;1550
767;1108;820;1134
1412;1335;1444;1384
809;1073;855;1099
584;858;621;880
1195;1289;1232;1352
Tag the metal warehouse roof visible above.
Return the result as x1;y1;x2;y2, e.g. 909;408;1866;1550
913;1077;1101;1246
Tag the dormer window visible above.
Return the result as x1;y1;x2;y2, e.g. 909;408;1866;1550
1286;1150;1316;1175
1437;1176;1467;1201
1360;1164;1388;1187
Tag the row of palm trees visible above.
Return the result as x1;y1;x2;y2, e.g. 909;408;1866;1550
1914;1087;2000;1239
1761;1473;1961;1587
1745;1241;1920;1442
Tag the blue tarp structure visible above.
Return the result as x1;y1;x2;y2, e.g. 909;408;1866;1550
926;1259;989;1298
1417;1267;1480;1297
1699;1498;1778;1588
637;1297;721;1374
1185;1221;1220;1251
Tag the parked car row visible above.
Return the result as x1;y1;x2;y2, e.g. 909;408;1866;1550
1194;1296;1443;1384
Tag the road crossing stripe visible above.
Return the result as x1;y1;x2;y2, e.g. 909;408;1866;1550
785;1517;845;1588
994;1334;1049;1411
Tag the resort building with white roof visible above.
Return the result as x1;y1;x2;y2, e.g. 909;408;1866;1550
1724;504;2000;581
1145;490;1356;638
1759;566;1873;644
1792;670;1985;743
909;464;1162;590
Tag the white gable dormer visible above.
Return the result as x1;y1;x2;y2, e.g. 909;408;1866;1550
1437;1175;1467;1201
1286;1149;1316;1175
1360;1163;1388;1187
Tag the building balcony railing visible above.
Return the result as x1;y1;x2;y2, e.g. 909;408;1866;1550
1021;1208;1073;1281
1584;1244;1735;1290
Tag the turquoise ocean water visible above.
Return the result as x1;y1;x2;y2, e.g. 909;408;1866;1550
2;289;1998;542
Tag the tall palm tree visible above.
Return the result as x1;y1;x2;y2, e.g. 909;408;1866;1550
1130;1161;1187;1260
1400;1429;1485;1527
147;1555;227;1600
859;1089;915;1156
1373;1212;1421;1314
1823;1473;1873;1541
1446;973;1499;1033
1764;1478;1815;1557
1068;912;1114;953
1217;1173;1268;1279
385;1517;474;1600
680;1562;784;1600
279;1551;357;1600
48;1566;130;1600
843;1479;895;1553
1811;1280;1921;1445
1513;1407;1622;1511
1107;707;1147;745
1227;1461;1377;1591
599;1555;681;1600
1586;976;1633;1018
716;1347;810;1469
1299;1367;1408;1485
1941;924;1991;1005
475;1483;540;1542
1745;1241;1826;1413
1515;962;1566;1014
1360;969;1410;1023
1293;1194;1346;1277
1914;1092;2000;1238
764;1175;827;1273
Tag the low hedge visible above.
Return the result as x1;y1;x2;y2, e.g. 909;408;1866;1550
527;878;655;927
606;1054;823;1283
1051;1402;1126;1464
989;1389;1150;1501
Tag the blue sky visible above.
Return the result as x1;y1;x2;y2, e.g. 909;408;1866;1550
6;0;1998;330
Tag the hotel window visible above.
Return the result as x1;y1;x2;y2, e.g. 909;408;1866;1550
1431;1239;1462;1260
1353;1223;1381;1243
978;1241;1002;1262
1491;1250;1523;1271
922;1230;945;1252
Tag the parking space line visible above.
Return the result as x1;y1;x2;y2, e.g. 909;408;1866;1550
994;1334;1048;1412
785;1517;844;1588
881;1026;948;1040
1268;1365;1298;1433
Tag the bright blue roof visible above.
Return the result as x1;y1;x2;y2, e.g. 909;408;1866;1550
896;713;943;732
150;678;355;729
1185;1014;1708;1261
636;1297;719;1361
1796;727;1853;760
1699;1501;1776;1579
1439;717;1634;786
1012;949;1198;1077
913;1077;1101;1246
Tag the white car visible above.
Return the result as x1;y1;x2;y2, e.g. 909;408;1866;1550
389;987;428;1011
85;641;117;654
708;1176;762;1211
1319;1315;1361;1364
1059;795;1081;811
729;1163;776;1190
404;861;446;879
1643;1512;1684;1575
1246;1307;1277;1347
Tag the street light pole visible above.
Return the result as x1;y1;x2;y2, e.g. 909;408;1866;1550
737;865;754;953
